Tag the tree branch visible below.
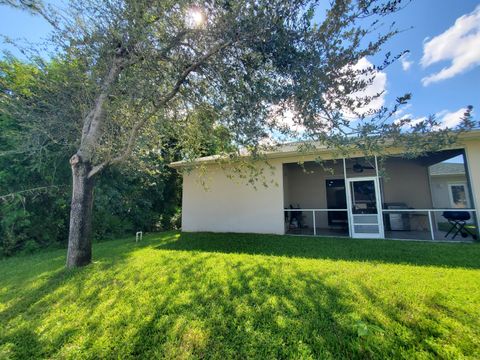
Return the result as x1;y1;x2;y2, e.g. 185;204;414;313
87;39;234;178
78;53;125;159
0;185;67;201
156;39;233;108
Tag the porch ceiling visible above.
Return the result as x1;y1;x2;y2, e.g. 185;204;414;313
411;149;464;167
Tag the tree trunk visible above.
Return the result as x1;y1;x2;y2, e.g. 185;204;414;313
66;154;95;268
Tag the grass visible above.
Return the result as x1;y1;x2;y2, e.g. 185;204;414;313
1;232;480;359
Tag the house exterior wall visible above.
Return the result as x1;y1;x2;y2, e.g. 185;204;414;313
430;174;468;208
464;140;480;228
178;136;480;237
382;158;433;209
283;162;344;209
181;160;285;234
283;162;345;229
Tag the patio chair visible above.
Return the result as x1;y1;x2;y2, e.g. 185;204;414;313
442;211;477;240
289;205;304;228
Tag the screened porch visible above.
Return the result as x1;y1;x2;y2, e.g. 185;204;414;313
283;149;478;241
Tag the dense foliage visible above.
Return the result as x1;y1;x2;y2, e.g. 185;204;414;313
0;56;238;256
0;109;182;256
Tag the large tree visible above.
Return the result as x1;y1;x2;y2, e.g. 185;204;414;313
0;58;193;255
1;0;475;267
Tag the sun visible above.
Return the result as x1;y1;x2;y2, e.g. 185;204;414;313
187;7;206;27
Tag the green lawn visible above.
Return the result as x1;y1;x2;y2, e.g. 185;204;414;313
1;232;480;359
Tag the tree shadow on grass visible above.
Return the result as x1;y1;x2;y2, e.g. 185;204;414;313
0;234;162;359
126;255;377;359
0;267;80;358
156;232;480;269
2;231;478;358
123;251;478;359
355;284;480;358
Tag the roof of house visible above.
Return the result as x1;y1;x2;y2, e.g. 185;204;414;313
429;162;466;176
169;129;480;168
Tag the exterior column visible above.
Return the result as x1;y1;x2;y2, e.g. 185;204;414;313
343;158;352;237
375;155;386;238
464;141;480;238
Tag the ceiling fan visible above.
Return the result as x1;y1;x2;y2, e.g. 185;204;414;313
348;160;375;173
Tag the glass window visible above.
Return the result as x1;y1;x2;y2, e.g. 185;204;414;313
449;184;468;208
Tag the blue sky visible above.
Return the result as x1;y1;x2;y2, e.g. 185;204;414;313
375;0;480;128
0;0;479;128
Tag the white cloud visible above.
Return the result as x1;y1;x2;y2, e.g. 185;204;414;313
410;116;428;127
393;114;427;129
265;58;387;139
258;136;276;147
392;113;412;125
400;54;413;71
345;57;388;117
392;107;470;131
436;107;467;129
393;103;412;118
421;5;480;86
394;108;467;130
268;104;304;133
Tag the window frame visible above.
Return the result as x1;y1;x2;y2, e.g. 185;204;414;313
448;182;470;209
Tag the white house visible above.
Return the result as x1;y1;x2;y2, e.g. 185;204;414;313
170;130;480;241
429;162;470;209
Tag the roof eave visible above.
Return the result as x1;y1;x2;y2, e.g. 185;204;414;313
169;129;480;169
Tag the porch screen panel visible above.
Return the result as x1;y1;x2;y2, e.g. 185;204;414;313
353;215;378;224
354;224;380;233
